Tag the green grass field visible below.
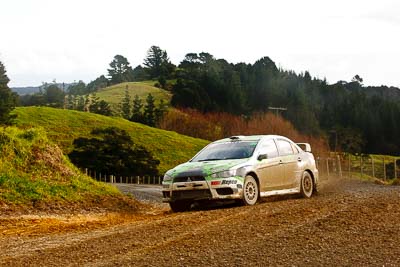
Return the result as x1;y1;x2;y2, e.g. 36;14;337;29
0;126;121;205
94;82;172;113
13;107;209;174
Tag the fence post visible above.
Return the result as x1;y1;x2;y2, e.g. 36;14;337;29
383;157;386;181
348;155;351;178
158;176;161;184
326;158;330;179
371;158;375;179
337;155;342;179
137;176;140;184
394;159;397;180
360;156;363;179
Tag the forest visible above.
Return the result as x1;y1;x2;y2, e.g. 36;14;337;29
6;45;400;155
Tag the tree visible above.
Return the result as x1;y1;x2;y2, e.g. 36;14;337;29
68;80;86;95
143;46;175;79
43;83;65;107
89;93;112;116
107;55;134;85
131;94;144;123
86;75;109;92
132;65;149;81
352;75;363;84
0;61;18;124
76;96;85;111
155;99;168;125
144;93;156;126
121;85;131;119
66;94;75;109
69;127;159;177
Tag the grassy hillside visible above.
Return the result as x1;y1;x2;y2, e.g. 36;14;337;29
94;82;172;113
13;107;209;174
0;126;132;207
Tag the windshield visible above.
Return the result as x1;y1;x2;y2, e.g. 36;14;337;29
191;141;258;162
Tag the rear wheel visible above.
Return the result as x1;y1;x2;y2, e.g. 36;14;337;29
169;200;192;212
300;171;314;198
242;175;259;205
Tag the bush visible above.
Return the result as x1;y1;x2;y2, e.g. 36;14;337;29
69;127;160;177
158;108;328;155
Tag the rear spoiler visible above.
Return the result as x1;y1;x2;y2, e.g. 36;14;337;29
296;143;312;153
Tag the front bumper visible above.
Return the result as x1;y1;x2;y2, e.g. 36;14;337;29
162;178;243;203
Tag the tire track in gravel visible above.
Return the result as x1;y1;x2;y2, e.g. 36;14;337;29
1;205;251;266
86;207;253;267
109;186;399;267
2;180;400;267
100;195;355;266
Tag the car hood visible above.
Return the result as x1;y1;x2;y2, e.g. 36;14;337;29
166;158;249;178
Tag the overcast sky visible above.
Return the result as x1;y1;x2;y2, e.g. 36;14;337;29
1;0;399;87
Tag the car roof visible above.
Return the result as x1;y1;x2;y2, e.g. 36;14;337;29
213;135;287;144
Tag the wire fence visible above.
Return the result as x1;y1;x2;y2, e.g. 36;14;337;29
84;154;400;185
83;169;163;185
317;154;400;182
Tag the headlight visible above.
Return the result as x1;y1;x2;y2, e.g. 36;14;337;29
211;170;236;178
163;173;172;182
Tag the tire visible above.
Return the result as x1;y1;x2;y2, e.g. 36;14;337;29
300;171;314;198
169;200;192;212
242;175;259;205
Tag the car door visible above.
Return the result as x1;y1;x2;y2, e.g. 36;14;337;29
276;139;299;188
256;139;285;191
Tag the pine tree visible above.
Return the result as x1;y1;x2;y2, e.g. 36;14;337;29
143;46;175;79
88;93;100;113
144;93;156;126
155;99;168;125
76;96;85;111
0;61;18;124
131;94;144;123
66;94;75;109
107;55;134;85
89;93;112;116
121;85;131;119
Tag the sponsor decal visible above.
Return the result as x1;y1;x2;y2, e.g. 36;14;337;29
211;181;221;186
221;180;237;185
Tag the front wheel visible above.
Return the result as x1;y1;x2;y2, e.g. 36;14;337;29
300;171;314;198
169;200;192;212
241;175;259;205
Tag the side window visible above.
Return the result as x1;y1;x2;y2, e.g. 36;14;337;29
277;139;294;156
291;143;299;154
259;140;279;158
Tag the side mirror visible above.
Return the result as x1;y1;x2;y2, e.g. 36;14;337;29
257;154;268;161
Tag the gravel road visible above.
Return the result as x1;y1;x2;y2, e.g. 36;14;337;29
1;179;400;266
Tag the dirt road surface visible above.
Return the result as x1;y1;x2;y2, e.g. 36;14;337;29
1;179;400;266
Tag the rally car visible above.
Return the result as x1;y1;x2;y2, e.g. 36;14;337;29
162;135;319;212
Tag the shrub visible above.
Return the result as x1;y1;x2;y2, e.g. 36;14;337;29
69;127;160;177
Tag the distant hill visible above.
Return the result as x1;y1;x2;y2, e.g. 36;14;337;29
12;83;76;95
93;81;172;113
11;86;40;95
12;107;208;174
